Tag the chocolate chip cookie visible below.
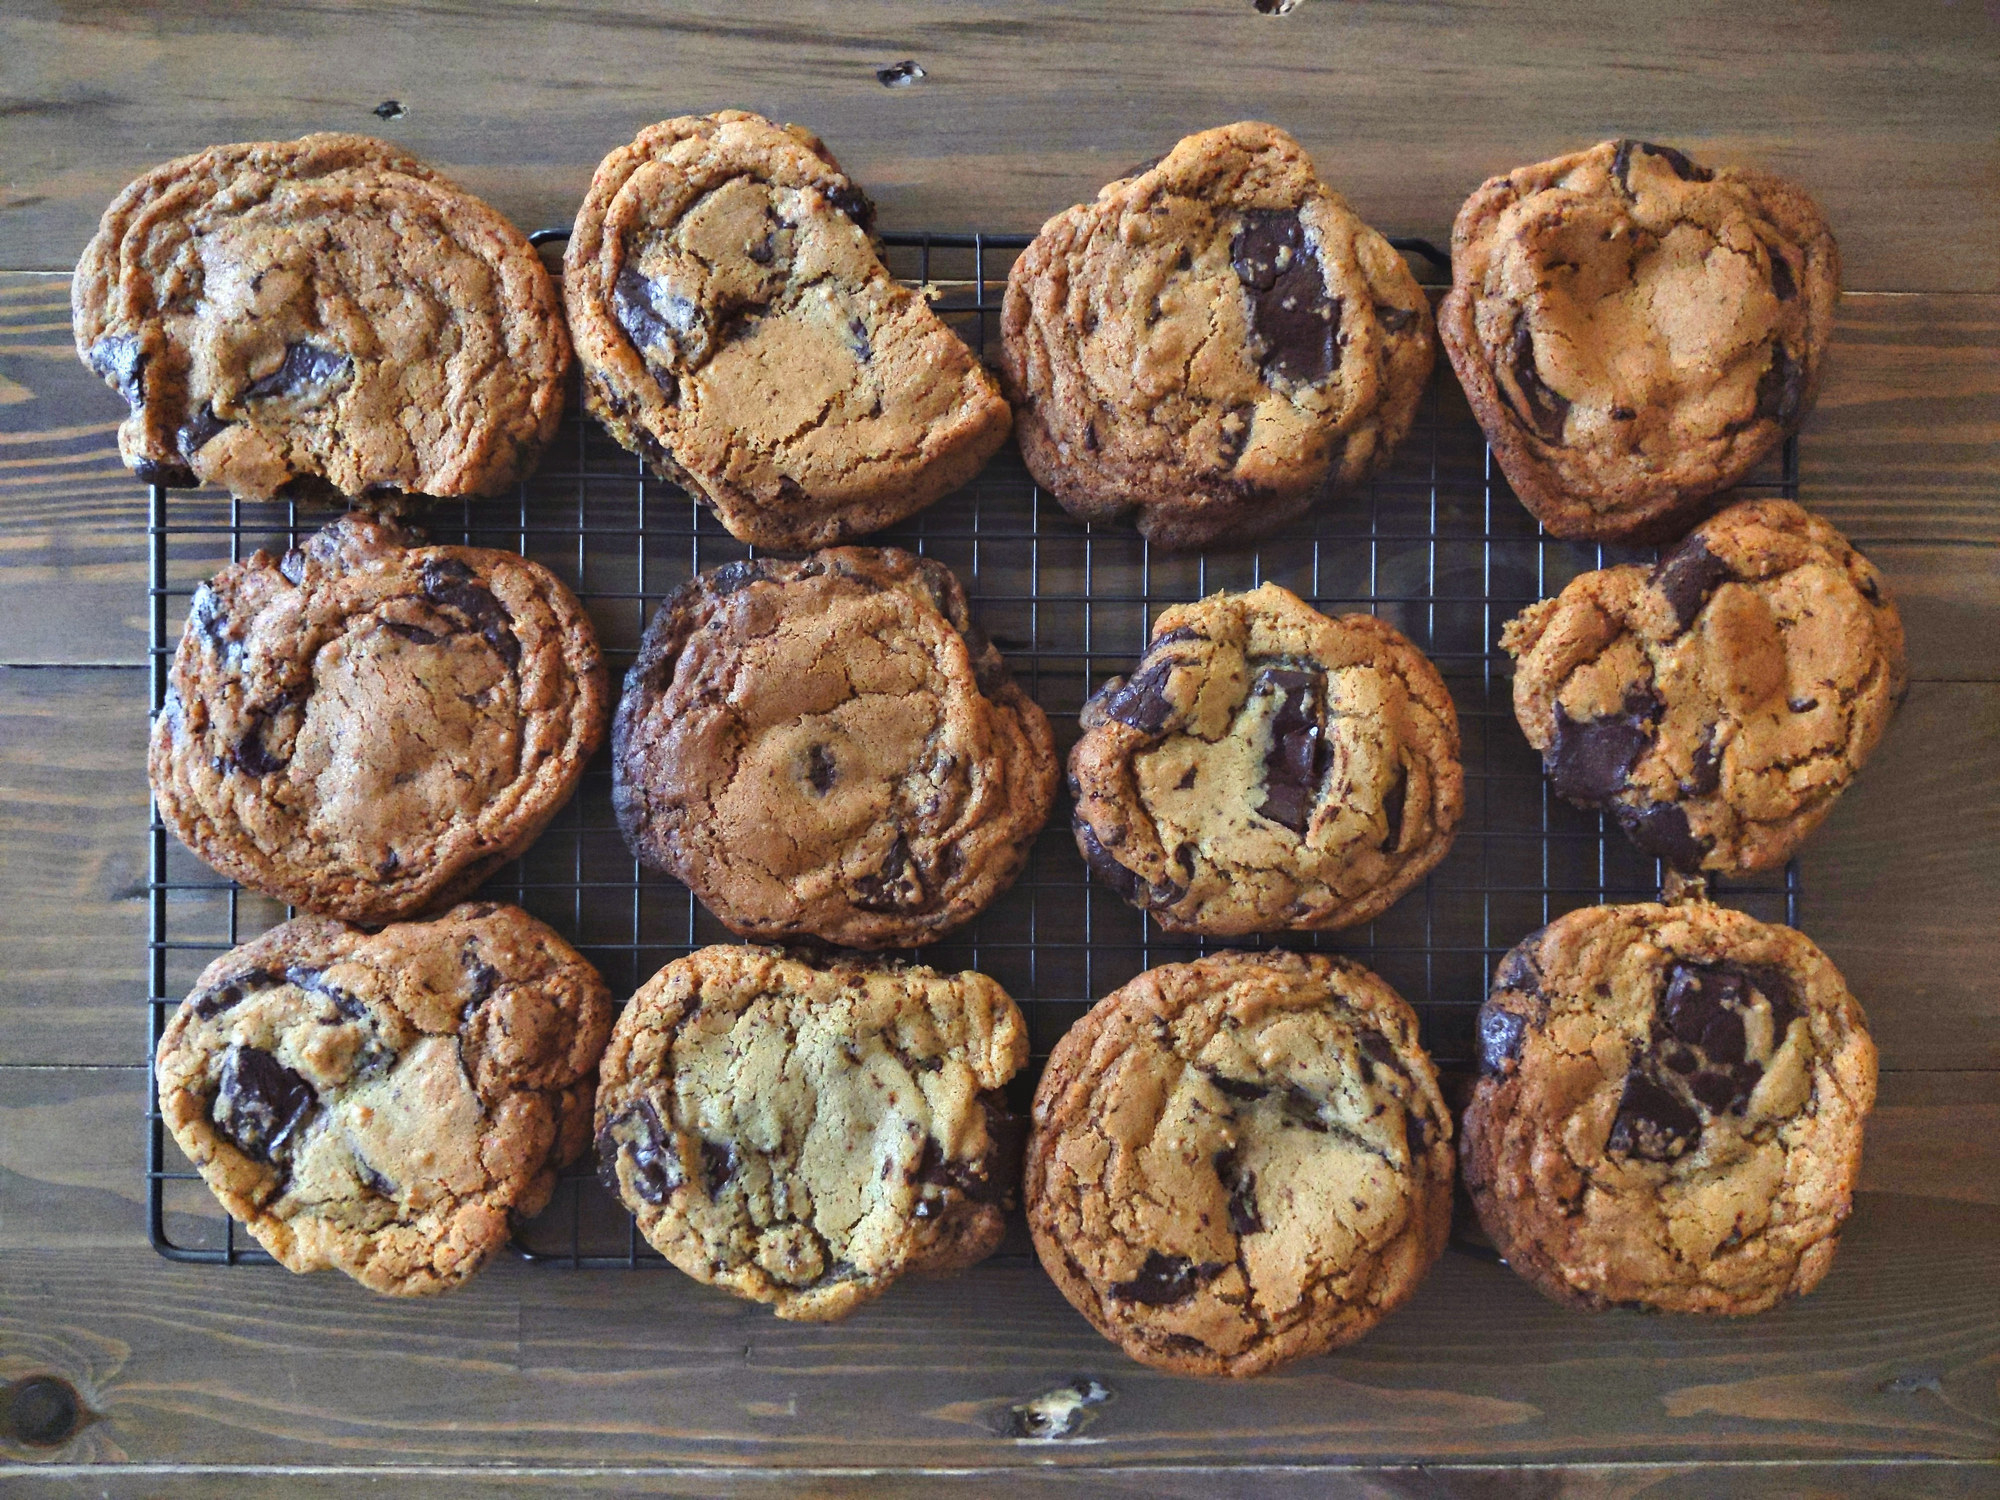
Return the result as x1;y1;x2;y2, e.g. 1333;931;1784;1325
74;132;569;503
564;110;1012;550
1503;500;1904;874
156;902;612;1296
151;513;607;922
1026;950;1453;1376
1462;901;1875;1313
612;548;1057;948
1070;582;1462;934
999;121;1434;552
1440;139;1839;541
595;945;1029;1321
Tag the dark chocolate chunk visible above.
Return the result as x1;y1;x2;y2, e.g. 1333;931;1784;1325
187;584;236;657
190;968;281;1020
1548;688;1659;803
1754;345;1804;427
1769;250;1798;302
1376;303;1416;334
1214;1145;1262;1236
821;182;876;231
381;621;442;645
1253;666;1326;834
231;690;303;778
176;404;229;457
1108;1250;1224;1306
1360;1031;1397;1068
1076;819;1146;905
86;334;145;407
358;1161;398;1197
1616;800;1709;871
914;1093;1025;1211
464;959;501;1010
1379;763;1408;853
844;315;872;363
421;557;520;669
1204;1072;1271;1103
1477;1003;1529;1076
243;341;351;402
1689;1068;1748;1113
1604;1069;1701;1161
1683;725;1724;796
611;266;698;365
1494;930;1547;996
283;964;368;1022
853;832;926;911
213;1044;317;1162
805;743;837;792
1096;658;1180;736
700;1138;740;1197
133;455;199;488
1231;209;1338;385
1610;139;1714;193
1650;533;1735;634
596;1099;681;1205
1280;1083;1331;1132
708;559;767;596
1507;320;1571;443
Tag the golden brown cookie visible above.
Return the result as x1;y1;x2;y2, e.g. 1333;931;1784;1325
74;132;569;503
1440;139;1838;541
595;945;1029;1321
1070;582;1462;933
611;549;1058;948
999;122;1434;551
1026;950;1453;1376
150;513;607;922
1502;500;1904;873
1462;901;1875;1313
564;110;1012;549
155;903;612;1296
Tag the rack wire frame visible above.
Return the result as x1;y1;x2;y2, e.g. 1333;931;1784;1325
146;230;1801;1266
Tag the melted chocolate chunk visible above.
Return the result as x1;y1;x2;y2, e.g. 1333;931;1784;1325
700;1138;741;1197
843;315;873;363
1616;800;1710;871
1683;725;1724;796
1204;1072;1271;1103
1280;1083;1332;1132
821;182;876;230
853;832;926;911
283;964;368;1022
914;1093;1025;1211
464;959;501;1010
1253;666;1326;834
596;1099;681;1205
1097;658;1180;736
1650;534;1735;634
1214;1144;1262;1235
1610;139;1714;194
1769;250;1798;302
86;334;145;407
708;559;767;596
1231;209;1338;385
1755;345;1805;427
134;456;199;488
1507;321;1571;443
1376;303;1416;334
1548;687;1660;803
213;1044;317;1162
1477;1003;1529;1076
1495;930;1547;995
231;690;303;778
1108;1250;1224;1306
421;557;521;669
1076;819;1146;905
1379;764;1408;853
381;621;442;645
243;341;351;402
1604;1069;1701;1161
190;968;282;1020
805;743;837;792
188;584;236;657
176;404;229;457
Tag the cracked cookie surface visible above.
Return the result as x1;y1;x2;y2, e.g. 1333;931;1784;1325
612;548;1058;948
155;902;612;1296
1026;950;1453;1376
74;132;569;504
1503;500;1904;874
999;121;1434;552
1462;901;1875;1313
564;110;1012;550
150;513;607;922
595;945;1029;1321
1440;138;1839;541
1070;582;1462;934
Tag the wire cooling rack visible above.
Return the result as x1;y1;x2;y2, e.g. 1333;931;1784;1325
147;229;1800;1265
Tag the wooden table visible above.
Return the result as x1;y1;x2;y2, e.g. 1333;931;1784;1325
3;4;1996;1493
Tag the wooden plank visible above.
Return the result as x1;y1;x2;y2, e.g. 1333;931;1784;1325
0;1186;1993;1471
4;276;1997;672
4;2;1999;290
9;1460;1999;1499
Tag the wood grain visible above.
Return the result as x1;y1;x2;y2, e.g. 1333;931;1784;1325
4;275;1997;673
4;1;1998;290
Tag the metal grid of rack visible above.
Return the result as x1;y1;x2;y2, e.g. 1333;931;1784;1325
147;230;1799;1265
